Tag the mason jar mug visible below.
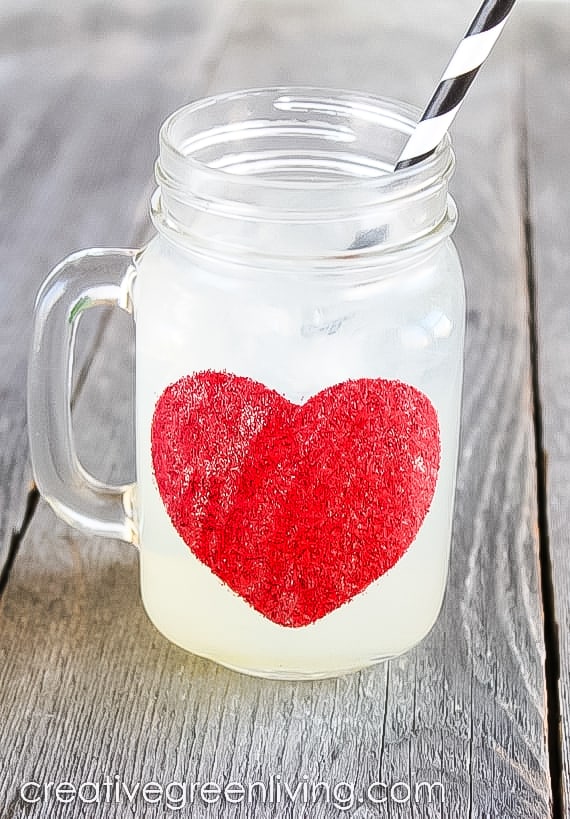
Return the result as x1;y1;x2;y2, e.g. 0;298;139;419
28;88;465;679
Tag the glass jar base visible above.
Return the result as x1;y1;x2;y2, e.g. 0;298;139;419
217;658;391;680
145;601;440;680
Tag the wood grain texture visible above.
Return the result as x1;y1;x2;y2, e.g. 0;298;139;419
0;1;554;817
524;3;570;815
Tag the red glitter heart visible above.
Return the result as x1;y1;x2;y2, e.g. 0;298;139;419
151;371;440;627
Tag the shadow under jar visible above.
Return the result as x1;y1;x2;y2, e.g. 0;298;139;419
28;88;465;679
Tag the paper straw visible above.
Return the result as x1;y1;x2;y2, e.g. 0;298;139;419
395;0;517;171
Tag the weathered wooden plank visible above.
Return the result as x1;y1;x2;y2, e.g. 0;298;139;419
523;3;570;816
0;0;238;572
0;1;552;817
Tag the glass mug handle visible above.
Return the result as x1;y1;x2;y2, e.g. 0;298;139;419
28;248;138;544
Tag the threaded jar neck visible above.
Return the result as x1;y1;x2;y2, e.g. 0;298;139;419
152;88;456;268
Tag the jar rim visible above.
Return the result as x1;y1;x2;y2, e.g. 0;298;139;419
158;86;454;196
153;87;456;266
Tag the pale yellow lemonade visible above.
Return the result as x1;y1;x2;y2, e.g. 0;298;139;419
134;234;464;678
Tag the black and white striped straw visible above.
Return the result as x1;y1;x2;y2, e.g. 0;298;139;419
395;0;517;171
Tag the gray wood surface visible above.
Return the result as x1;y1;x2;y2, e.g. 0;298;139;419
524;4;570;816
0;1;563;817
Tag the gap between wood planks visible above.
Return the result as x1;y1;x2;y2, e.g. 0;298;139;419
519;63;565;819
0;488;38;599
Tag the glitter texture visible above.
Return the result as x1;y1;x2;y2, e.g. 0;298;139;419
151;371;440;627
